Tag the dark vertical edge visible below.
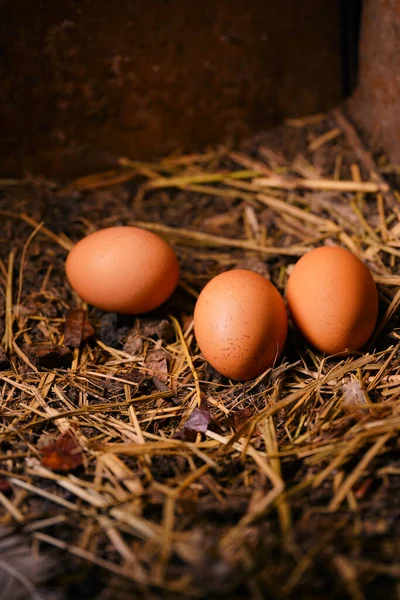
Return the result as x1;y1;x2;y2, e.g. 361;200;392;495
340;0;363;97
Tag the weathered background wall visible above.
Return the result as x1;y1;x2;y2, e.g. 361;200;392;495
349;0;400;164
0;0;341;177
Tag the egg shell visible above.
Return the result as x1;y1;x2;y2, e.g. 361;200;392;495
286;246;378;354
65;226;179;314
194;270;288;381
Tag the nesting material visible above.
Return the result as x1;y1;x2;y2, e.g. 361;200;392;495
0;109;400;598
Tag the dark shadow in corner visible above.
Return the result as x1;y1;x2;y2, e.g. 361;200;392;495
341;0;363;97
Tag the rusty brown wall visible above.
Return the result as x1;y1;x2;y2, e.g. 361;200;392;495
349;0;400;163
0;0;342;177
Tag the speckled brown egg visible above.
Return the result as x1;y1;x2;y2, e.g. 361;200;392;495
65;226;179;314
286;246;378;354
193;270;288;381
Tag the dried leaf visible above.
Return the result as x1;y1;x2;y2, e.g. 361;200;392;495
180;396;211;440
99;313;119;347
119;370;144;385
223;407;252;430
64;308;94;347
145;349;169;390
101;369;144;394
124;329;144;356
152;379;170;392
124;319;174;356
0;478;12;496
184;404;210;433
82;319;95;340
28;344;73;369
141;318;174;342
40;428;83;472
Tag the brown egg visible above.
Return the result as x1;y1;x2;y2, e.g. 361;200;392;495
66;226;179;314
286;246;378;354
194;270;288;381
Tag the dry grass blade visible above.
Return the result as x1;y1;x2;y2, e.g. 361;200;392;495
33;531;144;582
308;127;342;152
0;210;73;251
130;220;307;256
170;316;201;407
253;176;382;193
332;554;365;600
329;433;391;511
257;193;339;231
2;252;14;351
146;169;259;190
16;221;44;311
70;168;138;191
333;109;394;202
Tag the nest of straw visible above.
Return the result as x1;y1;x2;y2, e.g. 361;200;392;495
1;109;400;599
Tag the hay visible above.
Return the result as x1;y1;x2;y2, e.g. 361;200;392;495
0;108;400;598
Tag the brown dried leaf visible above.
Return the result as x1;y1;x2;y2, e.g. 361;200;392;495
124;318;174;357
0;478;12;496
124;329;144;356
120;370;145;385
145;349;169;390
40;428;83;472
64;308;94;347
152;379;170;392
101;369;144;394
141;318;174;342
28;344;73;369
223;407;253;430
83;319;95;340
99;313;119;347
